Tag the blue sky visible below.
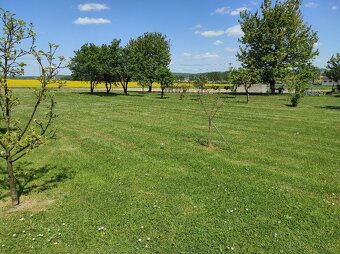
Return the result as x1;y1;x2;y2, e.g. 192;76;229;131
2;0;340;75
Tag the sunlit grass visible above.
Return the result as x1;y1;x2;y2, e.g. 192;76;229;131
0;89;339;253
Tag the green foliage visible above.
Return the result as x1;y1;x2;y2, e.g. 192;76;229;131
193;75;208;89
98;40;121;93
156;66;174;98
129;32;171;92
238;0;319;94
0;9;65;205
284;64;315;107
69;43;101;93
325;53;340;92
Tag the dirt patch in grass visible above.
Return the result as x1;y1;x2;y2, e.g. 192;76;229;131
0;195;55;215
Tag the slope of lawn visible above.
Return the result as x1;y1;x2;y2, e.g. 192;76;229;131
0;89;339;253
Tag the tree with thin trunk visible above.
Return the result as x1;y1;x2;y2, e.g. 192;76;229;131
129;32;171;93
69;43;101;94
238;0;318;94
230;68;259;104
0;9;65;205
325;53;340;93
116;42;135;95
156;67;174;99
98;40;121;94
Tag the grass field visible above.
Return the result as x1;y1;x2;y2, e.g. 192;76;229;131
0;89;339;253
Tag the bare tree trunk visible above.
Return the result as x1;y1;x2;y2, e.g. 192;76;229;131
123;83;128;95
245;86;250;104
105;82;111;94
90;82;94;94
161;87;164;99
270;80;276;95
6;153;19;205
208;117;212;147
148;85;152;93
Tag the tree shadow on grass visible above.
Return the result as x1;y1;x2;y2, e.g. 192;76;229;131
317;105;340;111
0;162;74;201
77;91;145;97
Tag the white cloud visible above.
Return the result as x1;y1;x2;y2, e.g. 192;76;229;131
313;42;323;49
230;7;250;16
212;6;250;16
78;3;109;11
211;6;230;15
194;52;220;60
224;47;238;52
73;17;111;25
305;2;318;8
331;5;338;10
226;24;244;37
195;30;225;37
214;40;224;45
195;24;202;29
182;52;192;57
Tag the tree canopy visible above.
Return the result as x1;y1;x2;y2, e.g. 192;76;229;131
129;32;171;92
238;0;319;94
69;43;101;93
325;53;340;92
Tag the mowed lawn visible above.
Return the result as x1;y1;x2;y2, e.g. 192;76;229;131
0;89;339;253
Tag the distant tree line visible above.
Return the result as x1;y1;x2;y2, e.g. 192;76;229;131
69;32;173;97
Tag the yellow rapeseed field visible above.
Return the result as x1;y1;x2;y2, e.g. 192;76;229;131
7;79;143;88
7;79;231;89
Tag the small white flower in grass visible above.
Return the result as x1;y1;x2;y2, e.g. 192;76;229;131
22;230;26;233
37;234;44;237
231;246;235;251
246;208;249;211
19;217;25;221
147;237;150;241
62;223;66;226
58;233;62;236
12;234;16;237
141;225;144;229
1;244;5;247
274;233;278;238
145;244;148;248
53;242;58;245
138;238;142;242
32;238;36;241
48;228;51;232
30;214;33;217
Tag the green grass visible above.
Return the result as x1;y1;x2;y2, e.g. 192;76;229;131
0;89;339;253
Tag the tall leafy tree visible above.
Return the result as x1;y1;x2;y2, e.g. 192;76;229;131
156;67;174;99
325;53;340;92
0;9;65;205
238;0;318;94
116;42;135;95
130;32;171;93
99;40;120;94
69;43;101;93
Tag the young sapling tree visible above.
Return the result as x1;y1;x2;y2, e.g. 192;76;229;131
0;9;65;205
